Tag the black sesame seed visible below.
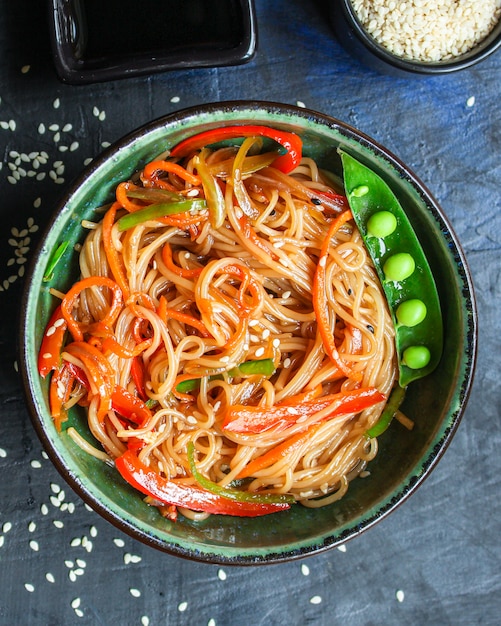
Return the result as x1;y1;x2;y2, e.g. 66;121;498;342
367;324;375;333
311;197;322;205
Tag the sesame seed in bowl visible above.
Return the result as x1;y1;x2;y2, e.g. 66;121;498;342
330;0;501;74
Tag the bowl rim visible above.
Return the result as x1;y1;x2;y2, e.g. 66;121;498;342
19;100;478;564
336;0;501;74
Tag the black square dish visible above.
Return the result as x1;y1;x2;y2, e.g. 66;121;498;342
49;0;257;84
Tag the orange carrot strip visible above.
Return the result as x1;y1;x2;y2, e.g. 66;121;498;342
102;202;130;299
61;276;123;342
312;210;353;376
237;423;323;479
161;242;203;279
158;296;211;338
116;182;144;213
236;213;279;261
143;160;202;187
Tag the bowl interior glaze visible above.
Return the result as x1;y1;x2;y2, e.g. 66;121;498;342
20;102;476;564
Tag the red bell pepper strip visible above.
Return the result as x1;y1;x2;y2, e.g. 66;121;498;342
115;450;292;517
222;387;386;434
111;385;152;426
169;125;303;174
38;305;68;378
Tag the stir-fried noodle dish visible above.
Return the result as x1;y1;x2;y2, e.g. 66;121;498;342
39;125;410;520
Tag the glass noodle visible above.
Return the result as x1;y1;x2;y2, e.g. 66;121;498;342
48;133;398;518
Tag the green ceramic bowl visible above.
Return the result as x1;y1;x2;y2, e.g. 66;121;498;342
20;102;476;564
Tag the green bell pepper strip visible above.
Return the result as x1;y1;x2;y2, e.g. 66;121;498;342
126;187;185;203
340;151;443;387
117;199;207;231
175;358;276;394
43;241;70;282
115;449;292;517
169;125;303;174
365;385;406;438
194;148;226;229
187;442;295;506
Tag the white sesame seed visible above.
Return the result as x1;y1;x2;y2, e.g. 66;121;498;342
53;98;61;109
9;120;16;131
296;101;306;108
70;537;81;547
89;525;97;537
130;588;141;598
41;503;49;515
29;540;39;552
53;520;64;529
301;564;310;576
170;96;181;103
310;595;322;605
38;123;46;134
283;358;291;368
46;573;56;583
337;544;347;552
28;521;37;533
254;347;265;357
141;617;150;626
467;96;475;107
272;338;280;348
71;598;81;609
178;602;188;612
113;538;125;548
65;560;74;568
69;571;77;582
217;568;227;580
0;448;6;458
0;536;4;548
24;583;35;593
396;589;405;602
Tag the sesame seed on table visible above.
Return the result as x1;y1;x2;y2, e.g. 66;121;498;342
0;1;500;624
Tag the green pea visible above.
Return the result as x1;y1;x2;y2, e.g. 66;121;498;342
367;211;397;239
396;299;427;327
351;185;369;197
402;345;431;369
383;253;415;282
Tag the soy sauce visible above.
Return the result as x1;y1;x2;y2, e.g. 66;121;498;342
79;0;245;60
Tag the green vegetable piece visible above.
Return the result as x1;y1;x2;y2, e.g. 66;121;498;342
187;442;294;505
402;345;431;369
43;241;70;282
117;199;206;231
175;358;276;394
396;299;427;327
365;385;406;439
383;252;415;282
367;210;397;238
228;358;276;377
340;150;443;387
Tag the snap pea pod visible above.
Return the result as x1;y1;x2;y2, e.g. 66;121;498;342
340;151;443;387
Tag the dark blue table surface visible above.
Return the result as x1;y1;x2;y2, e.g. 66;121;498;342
1;2;500;624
